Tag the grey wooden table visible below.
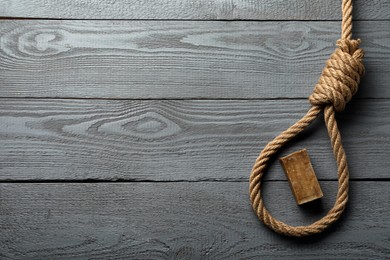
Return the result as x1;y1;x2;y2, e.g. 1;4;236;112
0;1;389;259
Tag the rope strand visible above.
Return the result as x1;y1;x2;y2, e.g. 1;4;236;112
249;0;364;237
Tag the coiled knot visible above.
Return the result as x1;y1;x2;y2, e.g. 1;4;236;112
309;39;365;112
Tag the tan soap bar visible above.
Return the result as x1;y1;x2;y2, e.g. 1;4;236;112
279;149;323;205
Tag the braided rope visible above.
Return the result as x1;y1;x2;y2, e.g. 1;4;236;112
249;0;365;237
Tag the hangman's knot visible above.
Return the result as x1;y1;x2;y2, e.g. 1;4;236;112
309;39;365;112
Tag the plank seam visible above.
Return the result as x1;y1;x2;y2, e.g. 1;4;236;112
0;178;389;183
0;97;388;101
1;17;390;22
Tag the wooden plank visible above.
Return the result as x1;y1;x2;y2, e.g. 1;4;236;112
0;182;388;259
0;0;389;20
0;99;388;181
0;20;389;99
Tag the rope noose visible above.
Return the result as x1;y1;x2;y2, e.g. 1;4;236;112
249;0;365;237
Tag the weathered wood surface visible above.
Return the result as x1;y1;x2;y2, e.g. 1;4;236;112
1;99;388;181
1;0;389;20
0;20;389;99
0;182;388;259
0;1;388;258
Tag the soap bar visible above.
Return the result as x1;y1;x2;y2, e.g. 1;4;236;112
279;149;323;205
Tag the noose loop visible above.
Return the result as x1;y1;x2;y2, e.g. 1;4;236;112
249;0;365;237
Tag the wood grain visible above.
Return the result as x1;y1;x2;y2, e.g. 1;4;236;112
0;0;389;20
0;99;388;181
0;20;389;99
0;1;388;258
0;182;388;259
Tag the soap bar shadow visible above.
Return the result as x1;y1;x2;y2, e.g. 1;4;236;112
299;198;325;215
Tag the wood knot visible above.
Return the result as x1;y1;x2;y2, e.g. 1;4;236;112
309;39;365;112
